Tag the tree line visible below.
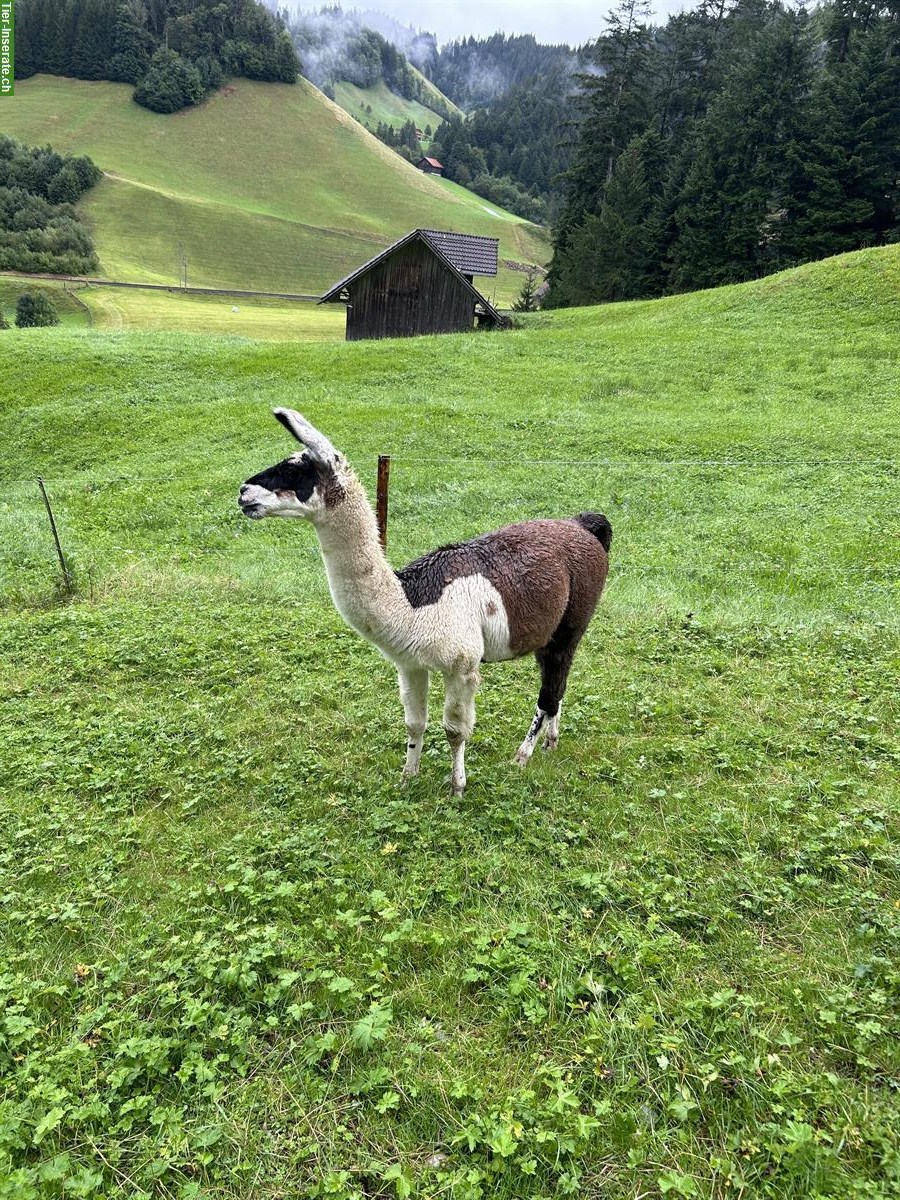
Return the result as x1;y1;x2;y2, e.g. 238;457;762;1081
429;63;574;224
425;33;573;109
0;137;101;275
547;0;900;307
13;0;297;114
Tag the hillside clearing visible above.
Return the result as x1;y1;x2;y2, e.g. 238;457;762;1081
334;79;446;142
1;248;898;1199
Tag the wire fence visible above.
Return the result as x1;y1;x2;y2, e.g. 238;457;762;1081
2;453;898;486
3;453;898;598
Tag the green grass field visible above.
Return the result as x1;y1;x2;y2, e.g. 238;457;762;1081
1;248;898;1199
2;76;545;304
334;80;447;144
0;278;92;328
0;276;348;338
79;287;344;339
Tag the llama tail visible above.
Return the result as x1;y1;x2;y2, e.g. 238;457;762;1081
573;512;612;554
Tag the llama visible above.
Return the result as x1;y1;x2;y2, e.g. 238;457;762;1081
238;409;611;793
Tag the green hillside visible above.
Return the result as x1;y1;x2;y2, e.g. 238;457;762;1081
2;75;545;302
333;64;461;139
1;247;898;1199
334;79;445;142
409;62;464;118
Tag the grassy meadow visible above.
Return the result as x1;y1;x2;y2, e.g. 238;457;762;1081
2;76;546;303
0;278;92;329
0;276;350;339
1;247;898;1199
334;80;448;144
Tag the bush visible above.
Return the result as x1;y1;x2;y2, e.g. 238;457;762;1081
134;49;203;114
15;292;60;327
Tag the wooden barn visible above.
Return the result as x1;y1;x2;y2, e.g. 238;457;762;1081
319;228;504;341
416;156;443;174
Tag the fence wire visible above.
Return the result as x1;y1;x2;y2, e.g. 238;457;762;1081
2;453;898;487
3;455;898;592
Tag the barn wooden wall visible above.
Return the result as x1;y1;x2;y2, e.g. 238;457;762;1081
345;242;476;340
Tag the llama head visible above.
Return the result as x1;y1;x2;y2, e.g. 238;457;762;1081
238;409;348;522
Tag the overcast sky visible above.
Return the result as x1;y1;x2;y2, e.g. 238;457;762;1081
348;1;687;47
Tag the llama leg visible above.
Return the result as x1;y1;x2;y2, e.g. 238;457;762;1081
543;703;562;751
515;633;578;766
399;667;429;780
514;704;548;766
443;667;479;795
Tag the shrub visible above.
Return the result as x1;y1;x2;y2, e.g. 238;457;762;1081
15;292;60;328
47;165;84;205
194;55;223;93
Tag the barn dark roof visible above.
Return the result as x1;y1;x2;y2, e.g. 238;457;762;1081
319;229;503;326
420;229;498;277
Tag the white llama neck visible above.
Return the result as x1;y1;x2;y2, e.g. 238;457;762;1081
312;474;411;655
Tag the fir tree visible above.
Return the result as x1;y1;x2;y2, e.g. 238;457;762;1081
668;5;816;289
134;48;203;113
512;265;542;311
547;0;654;305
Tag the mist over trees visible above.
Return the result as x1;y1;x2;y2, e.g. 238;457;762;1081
425;33;574;108
429;62;574;224
13;0;298;113
283;8;451;115
547;0;900;306
0;137;102;275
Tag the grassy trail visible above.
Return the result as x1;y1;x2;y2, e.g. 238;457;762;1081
0;248;898;1200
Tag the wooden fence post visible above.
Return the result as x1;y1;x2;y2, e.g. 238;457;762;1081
376;455;391;550
37;477;74;594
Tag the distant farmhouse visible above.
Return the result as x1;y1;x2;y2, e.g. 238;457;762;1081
319;229;503;341
416;156;443;174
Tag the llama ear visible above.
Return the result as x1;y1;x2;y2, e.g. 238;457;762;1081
273;408;340;464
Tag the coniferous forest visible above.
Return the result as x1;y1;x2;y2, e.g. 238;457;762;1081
12;0;298;113
546;0;900;306
428;68;573;225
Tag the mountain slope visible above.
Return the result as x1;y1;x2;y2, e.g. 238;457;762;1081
334;79;446;142
2;75;546;300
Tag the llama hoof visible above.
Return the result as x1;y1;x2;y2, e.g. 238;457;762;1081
447;773;466;795
542;736;559;752
513;747;532;768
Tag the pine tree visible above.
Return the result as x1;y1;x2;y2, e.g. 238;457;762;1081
668;5;816;290
512;265;542;311
108;3;155;83
547;0;654;305
552;137;654;306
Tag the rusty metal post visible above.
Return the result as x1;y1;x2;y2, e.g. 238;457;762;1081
37;477;74;594
376;455;391;550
